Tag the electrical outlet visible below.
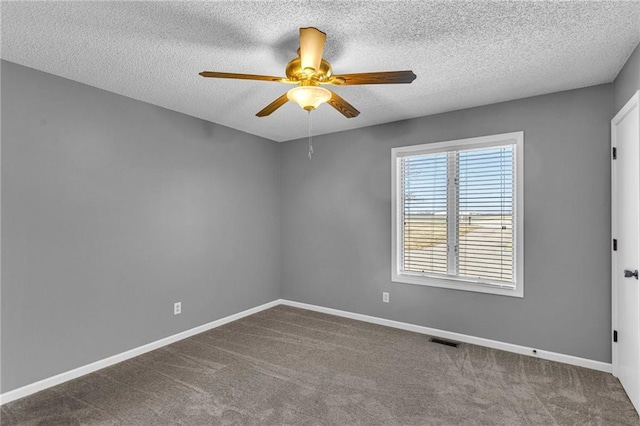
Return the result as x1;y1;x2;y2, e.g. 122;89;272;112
382;292;390;303
174;302;181;315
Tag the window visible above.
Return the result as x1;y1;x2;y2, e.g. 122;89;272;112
391;132;524;297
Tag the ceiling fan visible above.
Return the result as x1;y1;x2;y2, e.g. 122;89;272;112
199;27;417;118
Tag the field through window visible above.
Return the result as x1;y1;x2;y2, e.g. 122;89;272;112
403;214;513;282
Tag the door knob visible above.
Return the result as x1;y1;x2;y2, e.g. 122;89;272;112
623;269;638;279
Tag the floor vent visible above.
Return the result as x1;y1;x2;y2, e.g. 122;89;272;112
429;337;460;348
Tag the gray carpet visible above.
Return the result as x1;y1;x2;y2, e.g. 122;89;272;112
1;305;638;425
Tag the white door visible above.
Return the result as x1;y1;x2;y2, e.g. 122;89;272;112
612;90;640;414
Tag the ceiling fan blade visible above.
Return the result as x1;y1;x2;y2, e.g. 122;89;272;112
256;93;289;117
299;27;326;72
327;90;360;118
200;71;286;82
329;71;417;85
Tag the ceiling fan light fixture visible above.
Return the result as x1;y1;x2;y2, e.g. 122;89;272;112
287;86;331;111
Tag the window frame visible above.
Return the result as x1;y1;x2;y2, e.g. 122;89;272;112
391;132;524;298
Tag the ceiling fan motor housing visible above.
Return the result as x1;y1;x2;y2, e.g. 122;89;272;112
285;57;334;84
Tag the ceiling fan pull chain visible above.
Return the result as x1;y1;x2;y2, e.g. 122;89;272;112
308;110;313;159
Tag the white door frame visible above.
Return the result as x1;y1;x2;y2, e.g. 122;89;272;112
611;90;640;389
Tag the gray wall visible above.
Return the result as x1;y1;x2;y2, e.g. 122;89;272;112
281;84;613;363
614;41;640;112
1;61;281;393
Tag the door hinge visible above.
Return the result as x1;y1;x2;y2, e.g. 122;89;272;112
613;239;618;251
613;330;618;343
612;147;617;160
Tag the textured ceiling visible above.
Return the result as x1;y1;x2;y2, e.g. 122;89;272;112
2;1;640;142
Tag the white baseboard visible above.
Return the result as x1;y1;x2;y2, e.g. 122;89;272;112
279;299;612;374
0;299;281;405
1;297;612;406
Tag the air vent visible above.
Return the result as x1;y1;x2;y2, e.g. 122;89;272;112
429;337;460;348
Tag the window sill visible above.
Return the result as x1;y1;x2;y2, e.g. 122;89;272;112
392;272;523;298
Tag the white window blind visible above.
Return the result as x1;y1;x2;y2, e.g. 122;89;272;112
457;146;514;283
401;153;448;275
392;132;523;297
